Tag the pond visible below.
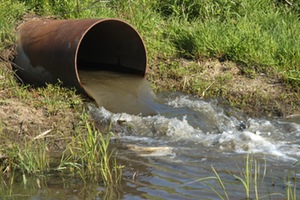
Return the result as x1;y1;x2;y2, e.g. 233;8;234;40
1;70;299;199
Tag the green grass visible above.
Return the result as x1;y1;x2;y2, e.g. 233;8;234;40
16;0;300;87
165;2;299;83
4;0;297;92
0;0;26;51
102;0;300;87
58;113;123;185
1;111;122;186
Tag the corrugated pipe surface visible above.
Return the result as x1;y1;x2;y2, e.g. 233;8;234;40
13;18;147;96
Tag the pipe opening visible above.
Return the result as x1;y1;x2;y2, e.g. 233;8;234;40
77;20;147;76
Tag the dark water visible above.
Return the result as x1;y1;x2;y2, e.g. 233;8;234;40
1;70;299;199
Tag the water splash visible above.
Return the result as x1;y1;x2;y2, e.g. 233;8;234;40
89;94;300;162
79;70;300;161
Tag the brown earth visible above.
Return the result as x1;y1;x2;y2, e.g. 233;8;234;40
148;58;300;118
0;48;85;148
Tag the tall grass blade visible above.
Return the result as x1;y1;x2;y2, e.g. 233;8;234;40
211;165;229;200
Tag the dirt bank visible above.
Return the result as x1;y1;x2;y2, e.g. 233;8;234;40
148;58;300;118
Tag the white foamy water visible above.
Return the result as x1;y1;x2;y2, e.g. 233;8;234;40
89;93;300;162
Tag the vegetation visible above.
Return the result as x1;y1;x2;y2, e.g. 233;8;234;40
0;0;299;199
58;115;123;185
0;70;123;180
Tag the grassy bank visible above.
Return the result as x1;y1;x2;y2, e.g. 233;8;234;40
18;0;300;84
1;0;299;117
15;0;300;117
0;62;123;184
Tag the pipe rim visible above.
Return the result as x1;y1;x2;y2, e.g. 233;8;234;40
74;18;148;90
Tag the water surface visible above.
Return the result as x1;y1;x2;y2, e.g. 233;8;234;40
81;70;300;199
2;70;299;199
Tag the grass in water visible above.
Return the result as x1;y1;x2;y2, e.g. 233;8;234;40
190;154;297;200
1;113;123;198
58;113;123;186
285;171;298;200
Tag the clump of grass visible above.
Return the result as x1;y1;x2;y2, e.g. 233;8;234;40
285;171;298;200
13;139;50;176
58;113;123;186
1;113;122;188
0;132;51;188
232;154;266;199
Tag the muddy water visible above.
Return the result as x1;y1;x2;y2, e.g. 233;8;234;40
2;71;300;199
79;70;161;116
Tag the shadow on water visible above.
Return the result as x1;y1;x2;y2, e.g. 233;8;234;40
0;174;125;200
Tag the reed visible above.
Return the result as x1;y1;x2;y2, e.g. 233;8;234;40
190;154;296;199
285;171;298;200
211;165;229;200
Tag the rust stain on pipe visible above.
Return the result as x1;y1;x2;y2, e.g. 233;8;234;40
13;18;147;96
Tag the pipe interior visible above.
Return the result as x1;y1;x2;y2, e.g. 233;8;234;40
77;20;147;75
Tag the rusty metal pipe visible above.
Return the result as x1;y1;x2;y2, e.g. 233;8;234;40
13;19;147;95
